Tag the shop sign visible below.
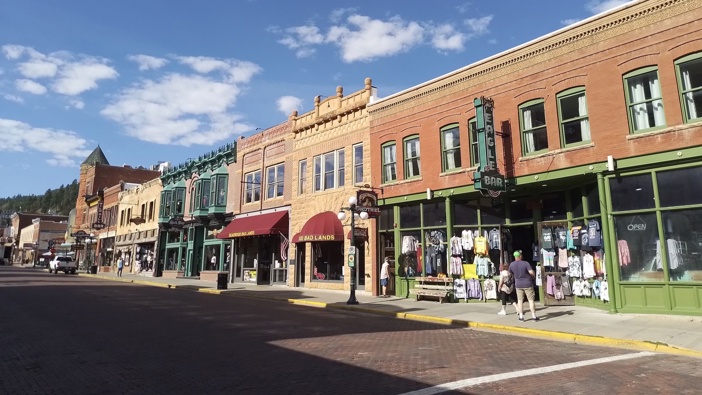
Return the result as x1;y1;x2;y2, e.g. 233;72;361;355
23;242;37;249
353;227;368;239
627;216;647;231
473;97;506;198
229;230;255;237
356;190;381;218
96;199;104;224
243;269;257;282
299;234;336;242
71;230;89;238
72;244;85;251
92;221;106;230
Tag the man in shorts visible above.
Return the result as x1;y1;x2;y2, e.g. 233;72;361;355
380;257;391;297
509;250;539;322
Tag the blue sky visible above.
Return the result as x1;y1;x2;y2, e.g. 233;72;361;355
0;0;633;199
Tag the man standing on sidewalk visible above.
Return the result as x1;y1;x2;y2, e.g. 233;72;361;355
379;257;391;297
509;250;539;322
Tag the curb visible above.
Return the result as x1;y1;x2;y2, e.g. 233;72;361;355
78;272;702;359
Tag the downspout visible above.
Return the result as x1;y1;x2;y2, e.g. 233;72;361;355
597;172;617;313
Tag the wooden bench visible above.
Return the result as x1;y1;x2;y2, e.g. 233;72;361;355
410;277;453;303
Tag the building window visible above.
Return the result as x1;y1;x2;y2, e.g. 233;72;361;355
353;144;363;184
266;164;284;199
148;201;154;221
519;99;548;155
557;87;591;146
244;170;261;203
624;67;665;133
313;149;344;192
201;179;211;208
214;175;227;206
404;136;421;178
468;118;479;167
381;142;397;183
441;124;461;171
676;52;702;123
337;149;345;188
298;159;307;195
313;156;321;192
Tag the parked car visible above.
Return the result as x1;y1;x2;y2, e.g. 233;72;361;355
49;256;77;274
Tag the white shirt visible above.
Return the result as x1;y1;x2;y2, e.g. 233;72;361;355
380;261;390;279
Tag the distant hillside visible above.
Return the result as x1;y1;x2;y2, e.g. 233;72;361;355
0;180;79;215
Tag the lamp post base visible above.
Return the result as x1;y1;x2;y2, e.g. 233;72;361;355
346;295;359;305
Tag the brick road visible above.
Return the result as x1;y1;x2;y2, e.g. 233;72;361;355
0;266;699;394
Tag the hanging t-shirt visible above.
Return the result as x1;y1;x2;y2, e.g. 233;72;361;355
582;253;596;279
532;243;540;262
474;236;488;255
570;226;582;247
588;219;602;247
541;227;554;249
461;229;474;251
555;227;568;249
580;228;590;249
541;248;555;267
488;228;501;250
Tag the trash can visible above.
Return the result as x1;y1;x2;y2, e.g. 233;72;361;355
90;265;98;274
216;272;228;290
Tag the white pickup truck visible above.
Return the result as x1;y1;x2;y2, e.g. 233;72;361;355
49;256;77;274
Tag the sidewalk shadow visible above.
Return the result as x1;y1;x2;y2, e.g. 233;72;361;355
538;310;576;321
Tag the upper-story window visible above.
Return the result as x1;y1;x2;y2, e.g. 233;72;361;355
313;149;345;192
266;163;284;199
468;118;479;167
557;87;591;147
381;142;397;183
675;53;702;123
211;174;227;207
624;67;665;133
519;99;548;155
441;124;461;172
244;170;261;203
174;186;185;215
200;179;211;209
353;144;364;184
298;159;307;195
160;190;172;217
404;136;421;178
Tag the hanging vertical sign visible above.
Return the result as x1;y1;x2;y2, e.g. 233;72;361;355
473;97;506;197
92;199;105;230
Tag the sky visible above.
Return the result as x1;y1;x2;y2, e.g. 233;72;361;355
0;0;634;199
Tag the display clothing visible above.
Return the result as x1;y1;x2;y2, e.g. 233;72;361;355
488;228;501;250
587;219;602;247
461;229;474;251
535;264;542;286
570;226;583;247
555;227;568;249
466;278;483;300
474;236;488;255
541;227;554;249
401;236;418;254
582;253;596;279
541;248;555;267
474;255;491;277
449;256;464;276
450;236;463;256
618;240;631;266
558;248;568;268
484;279;497;300
600;280;610;302
567;255;581;278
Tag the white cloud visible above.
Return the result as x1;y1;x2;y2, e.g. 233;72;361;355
276;96;303;116
278;25;326;58
128;54;168;71
101;70;255;146
2;45;118;96
456;2;472;14
327;15;425;63
465;16;493;35
68;99;85;109
586;0;633;14
52;61;118;95
330;8;356;23
276;12;493;62
561;18;581;26
431;24;466;52
3;94;23;103
18;60;58;78
177;56;261;83
15;79;47;95
0;118;92;167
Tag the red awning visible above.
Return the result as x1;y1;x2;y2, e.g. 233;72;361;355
217;211;289;239
291;211;344;243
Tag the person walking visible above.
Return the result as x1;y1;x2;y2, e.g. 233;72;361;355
379;257;391;297
117;256;124;277
497;262;518;315
509;250;539;322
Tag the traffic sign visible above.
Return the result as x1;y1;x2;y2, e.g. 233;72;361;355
347;254;355;268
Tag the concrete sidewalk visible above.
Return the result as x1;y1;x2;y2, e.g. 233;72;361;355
74;270;702;358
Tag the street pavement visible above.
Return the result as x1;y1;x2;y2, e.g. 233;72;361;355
25;263;702;357
1;265;701;395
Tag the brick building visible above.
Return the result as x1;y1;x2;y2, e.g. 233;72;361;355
289;79;377;293
10;212;68;264
216;121;293;286
368;0;702;314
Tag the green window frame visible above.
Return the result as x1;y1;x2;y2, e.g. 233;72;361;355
557;87;591;147
403;135;421;179
675;52;702;124
381;142;397;183
212;175;227;207
440;123;461;172
623;66;666;133
519;99;549;155
468;118;479;167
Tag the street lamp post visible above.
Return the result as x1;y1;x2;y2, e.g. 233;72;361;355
338;196;369;305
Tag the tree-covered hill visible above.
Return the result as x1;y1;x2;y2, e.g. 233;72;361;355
0;180;79;215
